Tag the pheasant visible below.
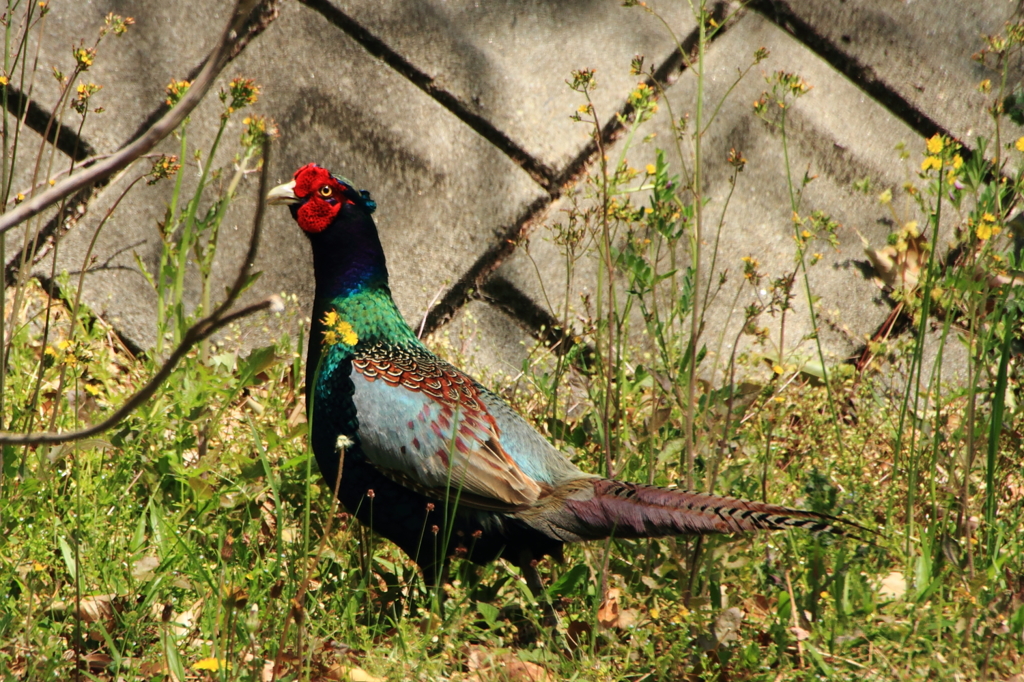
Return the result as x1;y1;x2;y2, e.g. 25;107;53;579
267;163;852;595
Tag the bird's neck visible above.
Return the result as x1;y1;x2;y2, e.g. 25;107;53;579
306;280;420;407
307;212;389;298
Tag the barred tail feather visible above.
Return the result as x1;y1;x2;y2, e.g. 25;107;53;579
520;478;854;543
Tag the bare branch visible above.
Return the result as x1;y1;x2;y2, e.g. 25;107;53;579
0;0;266;235
0;138;276;446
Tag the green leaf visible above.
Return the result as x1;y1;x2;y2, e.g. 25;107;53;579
657;438;687;466
187;476;214;502
129;511;147;555
548;563;590;598
58;536;77;581
230;270;263;297
210;351;238;372
236;345;277;388
477;601;500;628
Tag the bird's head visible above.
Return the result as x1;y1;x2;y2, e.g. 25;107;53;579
268;163;387;295
267;163;377;234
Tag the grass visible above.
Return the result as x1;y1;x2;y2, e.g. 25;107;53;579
2;1;1024;680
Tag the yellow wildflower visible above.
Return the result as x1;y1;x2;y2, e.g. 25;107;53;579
801;229;812;239
321;311;359;346
977;221;992;241
926;134;943;155
194;658;223;672
645;164;656;174
337;321;358;346
1016;137;1024;152
921;156;941;171
165;79;191;106
982;212;996;222
878;188;892;205
952;154;963;169
0;76;7;86
73;47;95;69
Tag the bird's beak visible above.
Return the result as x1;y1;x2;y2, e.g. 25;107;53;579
266;180;298;205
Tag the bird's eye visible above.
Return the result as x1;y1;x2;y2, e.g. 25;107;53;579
318;185;333;198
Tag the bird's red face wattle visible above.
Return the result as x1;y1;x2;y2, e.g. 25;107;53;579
292;163;352;233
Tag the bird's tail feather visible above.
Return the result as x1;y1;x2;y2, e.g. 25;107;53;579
520;478;857;543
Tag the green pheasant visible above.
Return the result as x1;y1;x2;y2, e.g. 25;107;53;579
268;163;854;594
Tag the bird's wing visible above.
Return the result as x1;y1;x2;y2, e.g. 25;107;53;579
350;343;545;512
472;384;593;487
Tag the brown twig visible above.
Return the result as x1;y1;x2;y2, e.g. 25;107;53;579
0;137;275;446
0;0;264;236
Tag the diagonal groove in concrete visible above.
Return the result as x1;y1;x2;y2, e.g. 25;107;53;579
4;187;92;287
0;86;97;163
413;2;737;340
748;0;950;142
480;274;595;362
298;0;561;193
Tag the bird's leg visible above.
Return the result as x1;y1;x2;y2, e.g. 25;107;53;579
519;554;558;627
521;560;545;599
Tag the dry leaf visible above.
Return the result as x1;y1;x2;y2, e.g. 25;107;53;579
260;495;277;541
223;585;248;609
170;599;203;639
878;571;907;601
287;396;307;428
139;660;167;677
790;625;811;641
58;594;120;624
862;223;928;292
132;555;160;581
464;646;551;682
565;620;591;650
83;653;113;671
597;587;621;629
325;664;385;682
712;607;745;644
